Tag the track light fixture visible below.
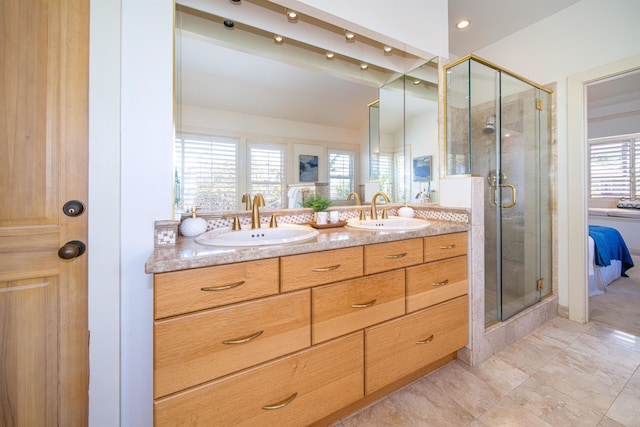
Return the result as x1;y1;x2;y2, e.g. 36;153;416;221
345;30;356;42
286;9;298;23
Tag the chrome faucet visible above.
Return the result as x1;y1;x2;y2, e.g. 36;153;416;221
370;192;390;220
346;192;361;205
251;193;265;229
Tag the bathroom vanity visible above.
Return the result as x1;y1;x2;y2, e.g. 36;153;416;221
146;216;469;426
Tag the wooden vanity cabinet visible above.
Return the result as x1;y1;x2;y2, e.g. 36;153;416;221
365;295;468;395
312;269;405;344
152;231;468;426
154;258;279;318
154;332;364;427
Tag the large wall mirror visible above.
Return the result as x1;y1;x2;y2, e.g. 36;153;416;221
174;0;438;216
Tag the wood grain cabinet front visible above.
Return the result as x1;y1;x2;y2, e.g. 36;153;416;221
364;238;423;275
154;258;279;319
281;246;363;292
406;255;468;313
424;232;468;263
154;332;364;427
365;295;468;395
312;269;405;344
154;290;311;398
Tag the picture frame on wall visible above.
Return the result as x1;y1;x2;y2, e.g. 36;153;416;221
413;155;432;182
299;154;319;182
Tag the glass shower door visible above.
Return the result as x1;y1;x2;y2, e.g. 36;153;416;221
497;74;548;320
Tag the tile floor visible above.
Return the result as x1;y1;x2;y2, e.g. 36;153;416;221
334;316;640;426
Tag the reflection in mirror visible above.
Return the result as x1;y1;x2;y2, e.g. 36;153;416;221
173;0;435;215
375;59;439;204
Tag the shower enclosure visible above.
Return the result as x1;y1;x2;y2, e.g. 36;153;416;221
444;55;553;324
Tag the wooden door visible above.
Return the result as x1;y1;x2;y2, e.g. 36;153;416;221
0;0;89;425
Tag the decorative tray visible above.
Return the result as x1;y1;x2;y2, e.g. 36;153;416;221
308;220;348;229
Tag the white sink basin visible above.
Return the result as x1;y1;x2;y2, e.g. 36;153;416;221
346;216;431;231
195;224;319;247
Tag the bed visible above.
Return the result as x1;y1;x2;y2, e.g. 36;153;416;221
588;225;635;297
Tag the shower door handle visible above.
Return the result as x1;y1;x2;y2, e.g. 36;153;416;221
490;183;517;208
502;184;516;208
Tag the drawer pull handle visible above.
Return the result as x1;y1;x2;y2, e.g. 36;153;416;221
222;330;264;345
262;392;298;410
351;299;377;309
311;264;340;272
432;279;449;287
201;280;245;291
385;252;407;259
439;245;456;249
416;334;434;345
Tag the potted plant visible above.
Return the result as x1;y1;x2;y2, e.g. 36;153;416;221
303;194;332;223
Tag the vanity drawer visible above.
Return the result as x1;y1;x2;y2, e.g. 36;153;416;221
312;270;405;344
365;295;468;395
154;258;279;319
154;290;310;398
364;238;423;275
406;255;468;312
424;232;468;263
154;332;364;427
281;246;363;292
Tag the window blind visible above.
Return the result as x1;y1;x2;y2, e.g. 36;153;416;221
249;144;285;208
589;136;638;198
174;134;238;213
329;151;354;199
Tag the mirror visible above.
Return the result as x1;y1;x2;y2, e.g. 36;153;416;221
174;0;437;214
374;59;440;204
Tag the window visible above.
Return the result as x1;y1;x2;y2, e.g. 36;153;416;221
589;134;639;198
174;134;238;213
378;153;393;197
328;150;355;199
248;142;286;208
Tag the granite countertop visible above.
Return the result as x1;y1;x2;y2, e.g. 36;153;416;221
145;219;469;274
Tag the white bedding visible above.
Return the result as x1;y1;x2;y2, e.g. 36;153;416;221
589;236;622;297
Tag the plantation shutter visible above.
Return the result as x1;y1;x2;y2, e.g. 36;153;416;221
249;143;285;208
174;134;238;213
329;151;355;199
589;139;632;198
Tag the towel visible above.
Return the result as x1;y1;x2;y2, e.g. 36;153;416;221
589;225;634;276
287;188;303;208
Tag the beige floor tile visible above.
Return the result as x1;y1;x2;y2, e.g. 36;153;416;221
493;329;567;376
477;395;552;427
455;357;529;396
531;348;625;415
587;322;640;354
606;369;640;427
508;376;603;426
599;416;626;427
535;315;594;345
426;360;502;418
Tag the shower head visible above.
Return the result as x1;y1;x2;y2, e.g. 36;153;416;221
483;116;496;134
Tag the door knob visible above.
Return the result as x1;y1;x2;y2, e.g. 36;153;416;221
58;240;86;259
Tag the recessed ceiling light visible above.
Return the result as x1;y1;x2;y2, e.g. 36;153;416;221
360;63;368;70
383;46;393;54
326;52;335;60
286;10;298;23
413;79;422;85
274;35;284;44
223;19;235;29
345;31;356;42
229;0;241;4
456;19;470;29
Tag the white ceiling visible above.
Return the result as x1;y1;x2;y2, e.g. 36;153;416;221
179;0;635;130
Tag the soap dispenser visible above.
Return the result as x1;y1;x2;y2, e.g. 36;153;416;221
180;206;208;237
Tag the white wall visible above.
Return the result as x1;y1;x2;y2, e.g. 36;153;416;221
89;1;450;426
473;0;640;310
